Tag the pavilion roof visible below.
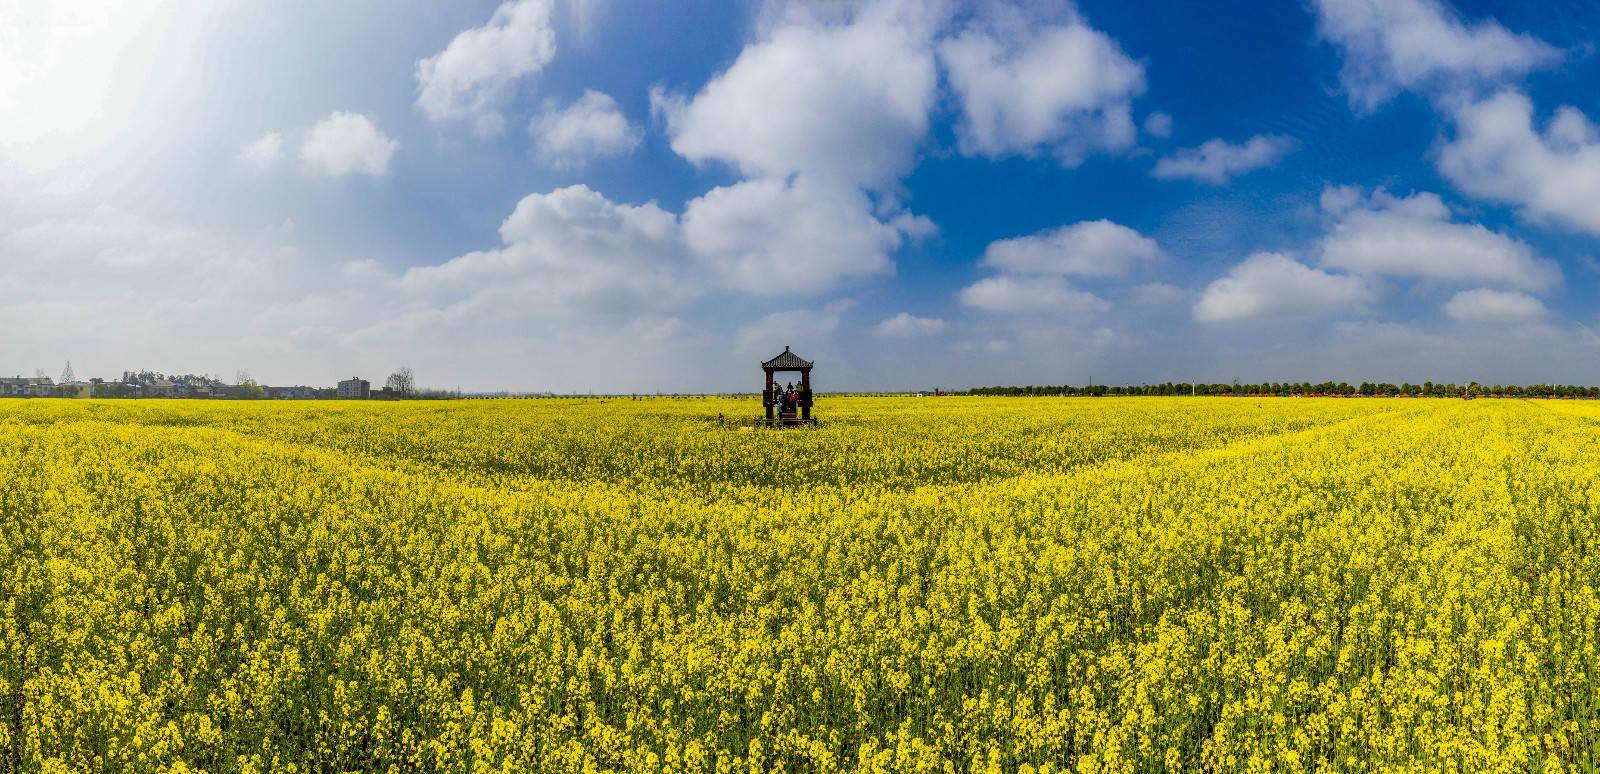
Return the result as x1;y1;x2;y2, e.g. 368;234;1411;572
761;346;813;370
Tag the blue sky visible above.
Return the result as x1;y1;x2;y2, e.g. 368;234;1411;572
3;0;1600;391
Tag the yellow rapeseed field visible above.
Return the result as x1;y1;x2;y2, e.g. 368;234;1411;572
4;396;1600;771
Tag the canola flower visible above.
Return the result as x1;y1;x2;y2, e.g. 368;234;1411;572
3;396;1599;771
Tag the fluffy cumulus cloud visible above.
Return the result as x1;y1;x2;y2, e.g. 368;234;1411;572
299;112;398;179
981;220;1163;277
1443;288;1547;323
874;312;946;337
957;218;1158;322
399;184;691;315
1318;186;1559;291
1152;135;1296;184
682;176;906;296
1194;251;1372;322
1311;0;1559;110
415;0;557;134
656;1;1148;177
959;275;1110;315
1438;91;1600;237
652;2;937;189
395;174;917;316
530;90;641;166
651;0;1157;307
646;2;949;294
939;6;1144;165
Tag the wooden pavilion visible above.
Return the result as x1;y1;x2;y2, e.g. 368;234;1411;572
760;346;815;426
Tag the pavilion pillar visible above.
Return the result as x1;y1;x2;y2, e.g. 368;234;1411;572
800;369;811;421
765;369;775;421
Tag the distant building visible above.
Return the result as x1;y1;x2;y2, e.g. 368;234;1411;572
337;377;370;399
147;379;176;398
267;385;317;400
0;376;53;397
56;381;92;398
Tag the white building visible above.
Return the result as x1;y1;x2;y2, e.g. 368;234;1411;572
337;377;370;399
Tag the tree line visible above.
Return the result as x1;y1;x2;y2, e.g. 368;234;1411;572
968;381;1600;398
46;366;435;400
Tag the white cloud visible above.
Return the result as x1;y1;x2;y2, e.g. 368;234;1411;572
380;173;915;321
939;8;1144;165
1318;183;1365;215
889;210;938;240
981;220;1163;277
1310;0;1559;111
530;90;641;165
648;1;957;297
1318;186;1559;291
237;132;284;172
959;275;1110;315
1152;134;1295;184
875;312;946;337
653;2;937;189
1194;251;1372;322
299;112;398;179
682;175;907;296
1443;288;1547;323
415;0;557;131
1438;90;1600;237
399;184;691;315
1143;111;1173;139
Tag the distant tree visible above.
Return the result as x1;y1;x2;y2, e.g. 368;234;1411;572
386;366;415;397
234;378;265;400
235;369;252;386
35;368;48;381
60;361;74;383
